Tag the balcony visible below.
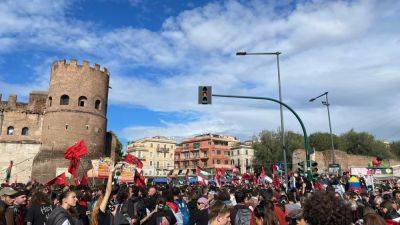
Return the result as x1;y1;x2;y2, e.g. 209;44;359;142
156;147;169;153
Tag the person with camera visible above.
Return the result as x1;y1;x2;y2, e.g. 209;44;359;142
141;197;177;225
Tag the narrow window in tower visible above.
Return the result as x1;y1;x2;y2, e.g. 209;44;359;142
48;97;52;107
78;96;87;107
7;126;14;135
95;100;101;110
65;124;69;130
60;95;69;105
85;125;89;130
21;127;29;136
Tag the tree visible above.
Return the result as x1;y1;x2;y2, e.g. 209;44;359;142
309;132;345;151
390;141;400;159
340;129;393;158
115;135;123;162
253;130;303;173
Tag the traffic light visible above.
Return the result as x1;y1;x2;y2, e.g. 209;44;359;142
311;161;318;179
297;161;305;175
198;86;212;104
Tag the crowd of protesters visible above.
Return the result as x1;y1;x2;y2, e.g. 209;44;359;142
2;164;400;225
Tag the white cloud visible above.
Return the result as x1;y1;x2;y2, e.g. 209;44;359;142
0;0;399;142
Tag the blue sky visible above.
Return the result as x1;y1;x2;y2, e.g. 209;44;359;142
1;0;400;146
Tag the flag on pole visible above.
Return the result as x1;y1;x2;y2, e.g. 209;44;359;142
65;140;88;184
46;172;68;186
124;154;144;169
5;161;13;184
80;175;89;186
196;166;209;185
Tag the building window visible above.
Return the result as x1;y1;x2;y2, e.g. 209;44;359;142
151;143;153;148
238;159;240;166
164;152;166;158
21;127;29;136
65;124;69;130
225;160;228;165
170;153;173;158
212;150;215;154
231;160;234;165
246;150;248;155
237;150;239;155
48;97;52;107
95;100;101;110
246;159;249;166
7;126;14;135
60;95;69;105
217;150;221;155
150;161;152;166
157;162;159;168
85;125;89;130
78;96;87;107
217;160;221;164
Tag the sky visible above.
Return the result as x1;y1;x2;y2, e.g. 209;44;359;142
0;0;399;146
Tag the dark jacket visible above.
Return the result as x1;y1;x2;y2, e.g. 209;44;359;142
230;204;251;225
46;207;75;225
189;208;208;225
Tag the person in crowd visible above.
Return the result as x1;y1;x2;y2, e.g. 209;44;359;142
46;190;78;225
12;189;28;225
208;201;231;225
253;201;280;225
188;197;208;225
303;191;352;225
141;197;177;225
90;164;115;225
230;189;251;225
363;208;387;225
26;190;53;225
0;187;18;225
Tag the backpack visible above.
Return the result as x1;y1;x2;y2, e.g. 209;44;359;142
114;203;131;225
234;208;251;225
175;200;190;225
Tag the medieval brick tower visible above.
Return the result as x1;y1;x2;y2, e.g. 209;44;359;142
32;59;109;182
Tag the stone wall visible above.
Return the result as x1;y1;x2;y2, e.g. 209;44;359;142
292;149;400;172
0;142;41;183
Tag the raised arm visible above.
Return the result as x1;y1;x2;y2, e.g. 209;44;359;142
100;163;115;213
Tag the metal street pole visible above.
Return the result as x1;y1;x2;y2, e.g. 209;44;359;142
309;92;335;164
323;93;335;164
236;51;288;190
212;94;313;178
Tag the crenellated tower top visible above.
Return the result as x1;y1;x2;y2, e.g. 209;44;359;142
51;59;109;76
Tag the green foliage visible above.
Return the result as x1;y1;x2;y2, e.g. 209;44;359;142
115;136;123;162
253;130;303;173
253;129;399;169
309;132;345;151
340;129;393;158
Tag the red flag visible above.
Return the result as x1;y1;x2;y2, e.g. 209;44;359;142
80;175;89;186
272;163;279;174
46;172;68;186
65;140;88;179
124;154;143;169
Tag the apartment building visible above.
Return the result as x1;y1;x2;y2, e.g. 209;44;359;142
174;134;239;173
230;141;254;173
126;136;176;176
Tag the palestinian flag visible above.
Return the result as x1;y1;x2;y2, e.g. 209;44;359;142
196;166;209;185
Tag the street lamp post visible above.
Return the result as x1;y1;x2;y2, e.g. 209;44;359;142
309;92;335;164
236;51;288;189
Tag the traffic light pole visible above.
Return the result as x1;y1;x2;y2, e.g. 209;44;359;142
212;94;314;178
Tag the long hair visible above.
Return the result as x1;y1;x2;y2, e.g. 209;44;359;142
90;194;104;225
263;201;280;225
31;191;51;206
